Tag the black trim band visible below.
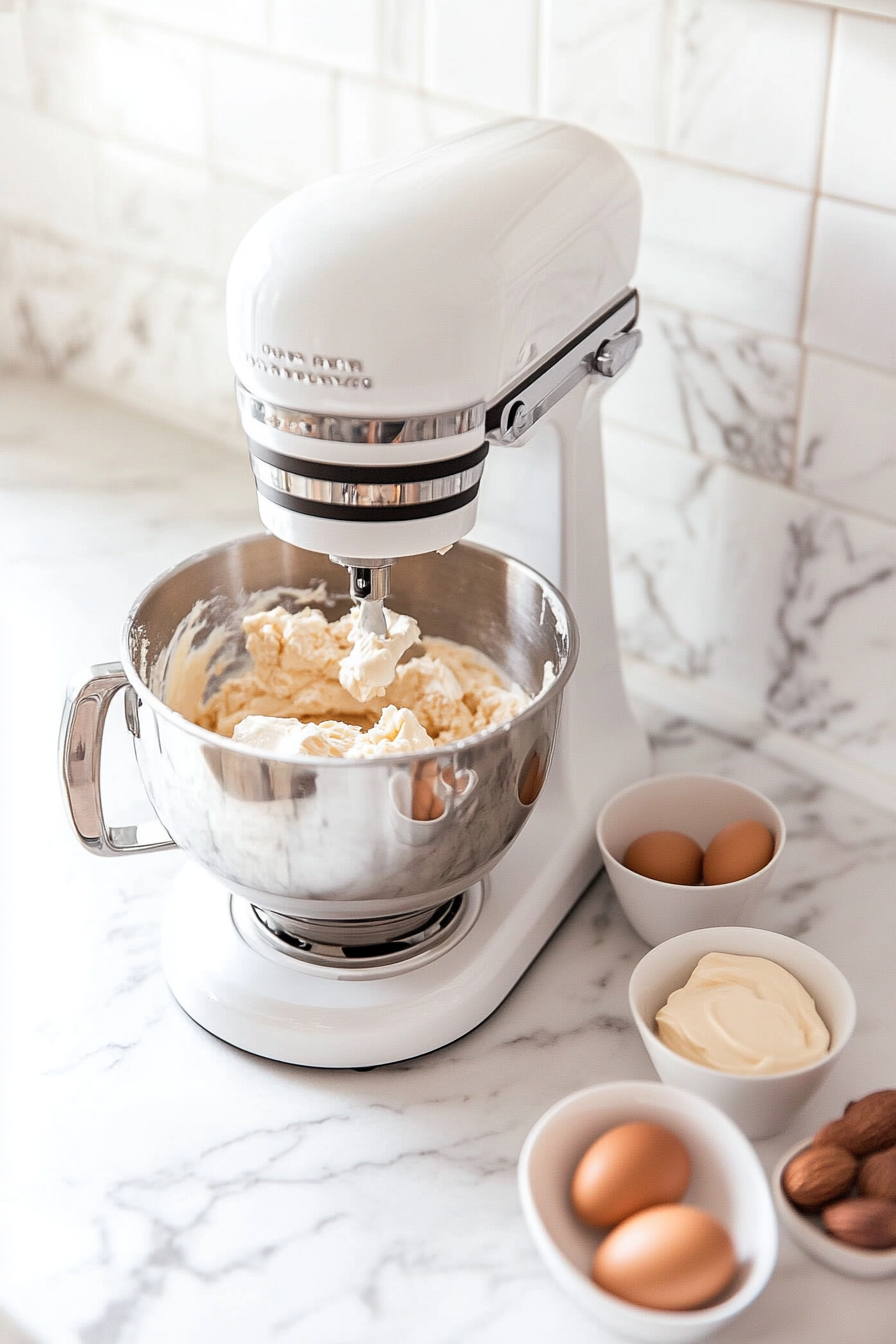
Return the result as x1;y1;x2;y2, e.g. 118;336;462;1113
248;439;488;484
255;479;483;522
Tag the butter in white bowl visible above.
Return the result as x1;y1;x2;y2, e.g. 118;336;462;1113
655;952;830;1076
628;928;856;1140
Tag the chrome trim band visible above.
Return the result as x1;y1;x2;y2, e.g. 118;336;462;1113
254;478;482;523
236;381;486;445
251;454;486;509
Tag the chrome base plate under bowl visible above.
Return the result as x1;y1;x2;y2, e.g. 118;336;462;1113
232;883;484;980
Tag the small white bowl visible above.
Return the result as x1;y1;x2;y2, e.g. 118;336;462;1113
628;927;856;1140
518;1081;777;1344
597;773;785;946
772;1139;896;1279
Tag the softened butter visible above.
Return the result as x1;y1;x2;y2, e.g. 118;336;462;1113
656;952;830;1075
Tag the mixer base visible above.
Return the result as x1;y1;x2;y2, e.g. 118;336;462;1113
161;816;603;1067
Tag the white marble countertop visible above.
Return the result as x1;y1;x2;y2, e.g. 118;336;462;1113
1;376;895;1344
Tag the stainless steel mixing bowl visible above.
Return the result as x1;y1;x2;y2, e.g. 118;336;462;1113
60;534;578;920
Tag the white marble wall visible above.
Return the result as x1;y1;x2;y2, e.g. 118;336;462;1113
2;0;896;792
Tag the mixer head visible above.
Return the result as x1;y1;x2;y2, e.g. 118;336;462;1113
225;117;643;615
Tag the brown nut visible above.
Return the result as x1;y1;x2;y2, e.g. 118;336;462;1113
822;1198;896;1250
858;1145;896;1203
813;1090;896;1156
782;1144;857;1210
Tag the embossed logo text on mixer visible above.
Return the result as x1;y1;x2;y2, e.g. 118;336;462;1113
244;344;373;389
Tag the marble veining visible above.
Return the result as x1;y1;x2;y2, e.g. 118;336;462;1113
669;0;830;190
605;428;896;784
606;302;801;482
660;311;798;481
796;351;896;526
768;509;896;772
1;377;895;1344
0;223;240;448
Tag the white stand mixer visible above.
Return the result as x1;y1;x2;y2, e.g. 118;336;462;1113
63;118;650;1067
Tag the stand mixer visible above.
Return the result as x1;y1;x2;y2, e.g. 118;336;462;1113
60;118;650;1067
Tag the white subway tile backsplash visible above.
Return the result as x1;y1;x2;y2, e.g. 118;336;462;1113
607;428;896;779
798;351;896;522
381;0;424;84
86;262;235;435
631;151;813;337
337;79;490;173
95;143;215;276
94;18;206;159
0;13;31;102
545;0;672;151
209;179;283;279
0;106;96;244
765;502;896;779
271;0;381;75
804;197;896;371
19;2;103;131
606;301;801;481
0;224;238;437
670;0;830;189
207;48;334;191
93;141;281;281
51;0;268;44
823;14;896;212
605;429;787;698
424;0;538;115
0;228;99;376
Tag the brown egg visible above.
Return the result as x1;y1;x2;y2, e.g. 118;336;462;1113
593;1204;737;1311
623;831;703;885
571;1122;691;1228
702;819;775;886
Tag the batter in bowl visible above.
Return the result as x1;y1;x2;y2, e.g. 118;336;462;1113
161;591;533;759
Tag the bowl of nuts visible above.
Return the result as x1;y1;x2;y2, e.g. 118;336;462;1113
772;1089;896;1279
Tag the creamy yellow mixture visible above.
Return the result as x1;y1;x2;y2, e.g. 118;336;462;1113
655;952;830;1076
162;596;531;758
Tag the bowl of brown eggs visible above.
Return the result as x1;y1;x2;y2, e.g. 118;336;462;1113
518;1080;777;1343
596;773;785;946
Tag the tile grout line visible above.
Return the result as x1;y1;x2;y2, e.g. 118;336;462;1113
661;0;682;155
5;63;896;220
4;197;893;395
790;5;838;490
534;0;547;117
638;287;896;381
603;412;896;534
0;88;502;196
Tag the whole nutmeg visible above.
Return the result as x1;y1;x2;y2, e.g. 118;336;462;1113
814;1090;896;1156
822;1198;896;1250
782;1144;857;1211
858;1145;896;1203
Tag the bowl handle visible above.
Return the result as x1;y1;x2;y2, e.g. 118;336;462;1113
59;662;176;857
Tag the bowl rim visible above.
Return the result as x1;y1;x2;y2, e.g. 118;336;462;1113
518;1079;778;1327
596;773;787;894
628;927;857;1084
771;1138;896;1274
119;533;580;767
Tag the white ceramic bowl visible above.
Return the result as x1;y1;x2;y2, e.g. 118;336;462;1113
628;927;856;1140
518;1081;777;1344
597;773;785;946
772;1139;896;1279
